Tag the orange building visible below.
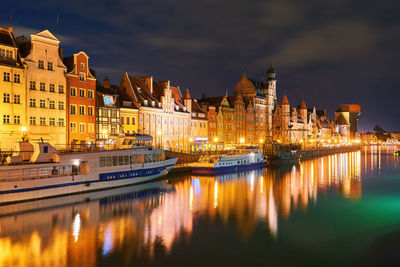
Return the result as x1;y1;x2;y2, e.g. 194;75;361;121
63;52;96;146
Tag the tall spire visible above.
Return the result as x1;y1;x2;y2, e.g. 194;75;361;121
281;94;289;105
184;89;191;100
300;99;307;109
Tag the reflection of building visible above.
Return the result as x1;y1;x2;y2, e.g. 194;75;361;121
96;77;121;142
0;27;26;150
119;73;192;152
335;104;361;139
17;30;67;146
64;52;96;145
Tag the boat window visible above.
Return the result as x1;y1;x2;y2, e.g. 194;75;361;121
106;156;111;166
124;156;129;165
118;156;124;165
113;156;118;166
99;157;105;167
130;155;134;164
237;161;240;164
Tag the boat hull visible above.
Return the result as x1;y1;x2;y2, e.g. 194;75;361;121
192;162;265;175
0;160;176;205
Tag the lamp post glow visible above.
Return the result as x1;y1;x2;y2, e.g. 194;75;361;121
213;137;218;153
157;131;162;149
240;138;245;144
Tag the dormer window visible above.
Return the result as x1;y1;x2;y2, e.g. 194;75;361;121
183;107;186;111
158;103;161;108
79;72;85;81
175;105;179;111
0;49;13;59
152;101;155;107
144;100;148;106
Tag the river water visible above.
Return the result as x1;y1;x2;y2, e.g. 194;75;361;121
0;146;399;266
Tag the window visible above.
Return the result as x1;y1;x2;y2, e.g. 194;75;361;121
70;122;76;133
49;84;55;92
88;90;93;99
59;101;64;110
80;63;85;70
70;105;76;115
3;115;10;124
79;105;85;115
132;117;136;125
14;94;20;104
71;87;76;96
50;118;55;126
3;72;10;82
47;62;53;71
30;116;36;125
30;81;36;90
50;100;55;109
14;74;20;83
88;106;93;116
3;93;10;103
14;115;20;124
40;99;46;108
38;60;44;69
79;72;85;81
79;89;85;97
29;98;36;107
79;123;85;133
40;117;46;125
58;118;64;126
59;85;64;94
126;117;130;125
121;116;124;124
40;82;45;91
100;157;105;167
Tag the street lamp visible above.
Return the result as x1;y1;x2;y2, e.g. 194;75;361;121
157;131;162;149
240;138;245;144
213;137;218;153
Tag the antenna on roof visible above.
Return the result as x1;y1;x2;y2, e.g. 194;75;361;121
8;9;14;26
56;13;60;34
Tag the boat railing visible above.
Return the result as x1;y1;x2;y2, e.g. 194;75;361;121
0;165;80;183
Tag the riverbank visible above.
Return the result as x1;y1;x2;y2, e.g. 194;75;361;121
300;145;362;160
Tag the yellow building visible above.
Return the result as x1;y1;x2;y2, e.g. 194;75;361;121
18;30;67;147
0;27;26;150
120;98;139;135
189;97;209;152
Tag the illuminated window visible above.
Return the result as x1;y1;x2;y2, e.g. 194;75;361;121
3;72;10;82
79;89;85;97
71;87;76;96
50;118;55;126
59;101;64;110
14;115;20;124
132;117;136;125
40;99;46;108
38;60;44;69
121;116;125;124
88;90;93;99
50;100;55;109
79;123;85;133
79;105;85;115
47;62;53;71
79;72;85;81
58;118;64;126
40;117;46;125
88;106;93;116
49;84;55;92
59;85;64;94
70;122;77;133
14;95;20;104
14;74;20;83
3;93;10;103
126;117;130;125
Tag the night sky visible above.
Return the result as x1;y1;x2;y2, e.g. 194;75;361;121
2;0;399;131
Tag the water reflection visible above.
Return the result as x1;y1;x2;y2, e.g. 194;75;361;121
0;147;399;266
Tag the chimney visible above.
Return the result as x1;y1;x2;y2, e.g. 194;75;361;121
103;76;111;88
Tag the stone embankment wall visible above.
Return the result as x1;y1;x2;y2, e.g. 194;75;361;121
300;145;361;160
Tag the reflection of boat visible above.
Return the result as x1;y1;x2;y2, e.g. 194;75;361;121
190;147;266;175
395;151;400;156
0;134;177;204
267;141;301;164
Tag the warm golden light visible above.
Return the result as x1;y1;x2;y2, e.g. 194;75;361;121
102;129;107;134
213;137;218;142
157;131;162;135
240;138;245;144
21;126;27;132
259;138;264;143
189;137;193;142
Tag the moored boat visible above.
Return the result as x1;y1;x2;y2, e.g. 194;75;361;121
0;134;177;204
267;141;301;164
190;147;267;175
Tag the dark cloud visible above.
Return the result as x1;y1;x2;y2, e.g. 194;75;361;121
2;0;400;130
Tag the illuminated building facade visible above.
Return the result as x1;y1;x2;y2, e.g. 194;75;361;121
95;78;121;142
335;104;362;139
119;99;139;135
64;52;96;146
189;96;208;152
17;30;67;147
0;27;26;150
119;73;192;152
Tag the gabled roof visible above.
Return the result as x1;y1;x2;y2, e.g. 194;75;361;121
0;28;24;68
35;30;59;41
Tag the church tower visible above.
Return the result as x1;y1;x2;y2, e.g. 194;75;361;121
267;65;277;107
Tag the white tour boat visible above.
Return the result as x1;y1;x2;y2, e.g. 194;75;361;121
0;134;177;204
190;146;267;175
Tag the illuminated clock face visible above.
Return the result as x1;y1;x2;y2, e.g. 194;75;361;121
103;96;115;106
